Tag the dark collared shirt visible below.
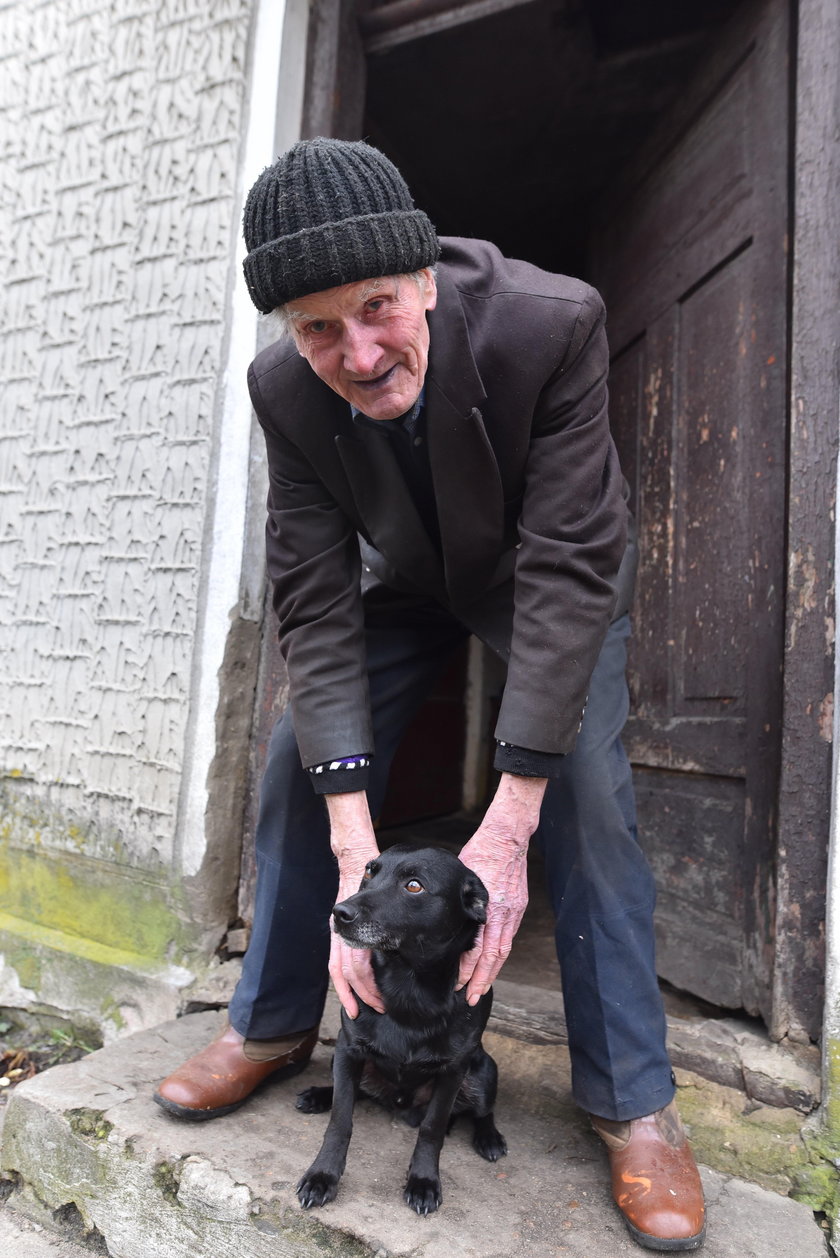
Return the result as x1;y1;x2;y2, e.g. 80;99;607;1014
351;389;442;552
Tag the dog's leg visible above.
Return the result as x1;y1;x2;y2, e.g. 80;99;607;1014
297;1045;363;1208
469;1049;507;1162
404;1070;464;1215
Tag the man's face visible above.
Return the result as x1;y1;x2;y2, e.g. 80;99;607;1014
286;270;437;421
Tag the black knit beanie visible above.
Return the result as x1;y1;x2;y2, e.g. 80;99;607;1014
241;138;440;313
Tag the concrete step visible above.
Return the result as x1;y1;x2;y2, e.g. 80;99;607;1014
0;1206;94;1258
0;1006;829;1258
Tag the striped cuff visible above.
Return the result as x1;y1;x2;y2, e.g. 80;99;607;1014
307;755;371;796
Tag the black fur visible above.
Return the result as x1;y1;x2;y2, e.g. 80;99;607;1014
296;844;507;1215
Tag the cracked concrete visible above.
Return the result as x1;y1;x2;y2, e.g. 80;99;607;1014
0;1210;94;1258
0;1007;830;1258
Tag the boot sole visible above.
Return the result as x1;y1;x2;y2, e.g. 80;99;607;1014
623;1216;706;1252
152;1056;312;1122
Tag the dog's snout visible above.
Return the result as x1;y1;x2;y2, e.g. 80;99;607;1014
332;902;357;927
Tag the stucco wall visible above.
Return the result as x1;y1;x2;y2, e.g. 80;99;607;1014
0;0;261;1032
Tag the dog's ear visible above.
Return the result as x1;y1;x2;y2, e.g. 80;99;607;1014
461;871;489;924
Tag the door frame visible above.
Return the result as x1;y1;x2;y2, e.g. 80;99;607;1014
240;0;838;1047
776;0;840;1045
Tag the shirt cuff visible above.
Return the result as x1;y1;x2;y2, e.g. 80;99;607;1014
493;740;564;778
307;755;371;796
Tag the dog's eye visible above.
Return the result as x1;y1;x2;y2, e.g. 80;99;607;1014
405;879;424;894
362;867;373;881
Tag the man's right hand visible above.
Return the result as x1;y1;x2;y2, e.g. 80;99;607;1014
325;790;385;1018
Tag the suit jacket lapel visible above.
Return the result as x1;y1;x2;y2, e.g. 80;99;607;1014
425;270;505;607
335;427;447;601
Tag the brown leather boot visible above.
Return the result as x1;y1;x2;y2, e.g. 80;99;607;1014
153;1023;319;1121
591;1099;706;1251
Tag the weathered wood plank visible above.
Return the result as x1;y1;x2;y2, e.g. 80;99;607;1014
361;0;540;53
593;0;789;1023
772;0;840;1042
302;0;366;140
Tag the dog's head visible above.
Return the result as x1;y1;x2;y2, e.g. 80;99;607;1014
332;844;488;958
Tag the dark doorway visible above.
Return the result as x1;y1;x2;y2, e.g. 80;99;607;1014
361;0;793;1025
241;0;824;1046
362;0;746;280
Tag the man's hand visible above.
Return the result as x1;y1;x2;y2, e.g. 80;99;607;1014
325;790;384;1019
457;773;547;1005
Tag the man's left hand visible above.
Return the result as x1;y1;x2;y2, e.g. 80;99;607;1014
457;773;547;1004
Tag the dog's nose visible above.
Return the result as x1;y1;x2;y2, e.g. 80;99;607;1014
332;902;357;927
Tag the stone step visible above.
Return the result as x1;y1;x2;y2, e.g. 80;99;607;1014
0;1006;828;1258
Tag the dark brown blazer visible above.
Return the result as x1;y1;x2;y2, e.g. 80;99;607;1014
247;237;628;769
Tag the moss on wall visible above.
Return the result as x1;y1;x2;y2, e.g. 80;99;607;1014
792;1037;840;1245
0;835;208;1038
0;842;188;963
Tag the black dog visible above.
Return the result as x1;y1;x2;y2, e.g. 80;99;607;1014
296;844;507;1215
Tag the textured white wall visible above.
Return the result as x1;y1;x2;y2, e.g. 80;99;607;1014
0;0;256;871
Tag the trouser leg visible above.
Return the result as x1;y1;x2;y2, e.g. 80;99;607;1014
535;615;674;1122
228;599;467;1040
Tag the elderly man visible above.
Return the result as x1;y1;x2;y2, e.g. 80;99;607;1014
155;138;705;1251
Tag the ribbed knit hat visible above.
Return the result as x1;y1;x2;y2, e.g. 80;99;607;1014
242;138;440;313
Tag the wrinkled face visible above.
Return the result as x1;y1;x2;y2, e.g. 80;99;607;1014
285;270;437;421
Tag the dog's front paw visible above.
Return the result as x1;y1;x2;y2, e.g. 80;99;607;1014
404;1174;442;1215
472;1113;508;1162
295;1085;333;1114
472;1132;505;1157
297;1168;339;1208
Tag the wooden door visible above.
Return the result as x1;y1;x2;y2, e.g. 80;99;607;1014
590;0;789;1022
